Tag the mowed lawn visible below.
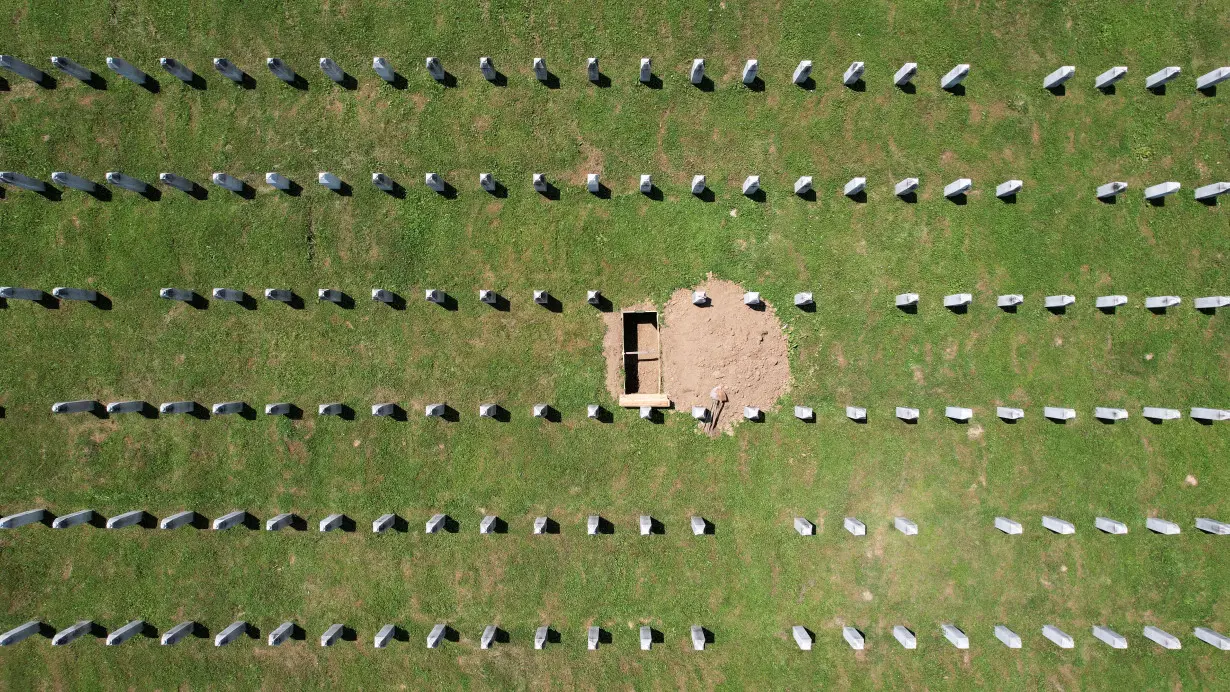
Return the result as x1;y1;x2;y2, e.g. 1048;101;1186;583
1;0;1229;687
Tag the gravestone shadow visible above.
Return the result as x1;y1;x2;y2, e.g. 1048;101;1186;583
899;191;917;204
1097;84;1116;96
943;84;966;96
948;192;968;206
1046;84;1066;96
796;77;816;91
745;76;765;92
592;73;611;88
846;78;866;92
694;76;714;92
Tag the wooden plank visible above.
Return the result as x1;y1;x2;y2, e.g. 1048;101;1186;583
619;393;671;408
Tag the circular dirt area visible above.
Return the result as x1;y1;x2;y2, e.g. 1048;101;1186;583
602;276;792;435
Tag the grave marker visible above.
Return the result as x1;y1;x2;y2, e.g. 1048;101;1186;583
894;517;918;535
691;516;708;535
160;511;196;530
940;64;970;89
1042;516;1075;534
896;406;919;421
844;177;866;197
843;626;865;650
742;175;760;195
587;515;600;535
995;625;1022;649
995;517;1023;534
895;178;919;196
319;58;345;83
844;517;866;536
587;58;599;82
1142;407;1181;421
692;625;706;651
742;59;758;84
480;173;496;192
794;517;815;536
893;626;917;649
533;58;548;81
1096;181;1128;199
106;57;149;85
52;509;95;529
0;55;49;84
106;620;146;646
996;180;1023;198
997;407;1025;420
944;178;972;198
320;624;344;647
1143;182;1181;200
793;60;813;84
372;403;397;417
373;57;396;82
793;626;813;650
691;175;706;194
425;513;446;533
846;406;866;421
1195;518;1230;534
1194;627;1230;650
213;58;244;82
744;406;761;420
265;403;293;416
532;173;548;192
213;510;248;530
1142;626;1181;650
1094;407;1129;421
480;515;497;534
692;290;709;306
1042;66;1075;89
1145;66;1181;89
690;59;705;84
318;172;343;190
1095;517;1128;534
639;174;653;193
0;172;46;192
1096;294;1128;309
425;173;445;192
1194;183;1230;200
373;624;395;648
0;509;47;529
843;61;865;85
265;513;294;531
588;626;600;650
318;403;345;417
895;293;919;307
1044;406;1076;421
266;58;297;83
162;621;195;646
52;172;99;192
889;62;920;88
794;176;813;195
533;516;549;534
320;514;346;532
52;400;98;414
639;58;652;83
794;405;814;421
1196;67;1230;90
106;510;146;529
743;291;762;306
1042;625;1074;648
587;173;600;193
640;625;652;650
425;56;444;82
265;172;292;190
427;624;446;648
1145;295;1181;309
946;406;973;422
372;173;395;191
425;403;446;417
942;624;969;649
1190;407;1230;421
1093;626;1128;649
1146;517;1180;535
479;57;495;81
481;625;497;649
215;622;247;647
535;626;549;649
997;294;1024;308
268;622;294;646
1095;66;1128;89
373;513;396;533
52;621;94;647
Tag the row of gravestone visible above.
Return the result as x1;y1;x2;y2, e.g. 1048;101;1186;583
0;509;716;536
5;54;1229;94
3;619;1226;651
5;286;1226;316
790;623;1227;651
41;400;1230;424
0;619;715;650
5;170;1228;204
5;509;1225;536
792;515;1230;537
755;405;1230;424
893;293;1230;313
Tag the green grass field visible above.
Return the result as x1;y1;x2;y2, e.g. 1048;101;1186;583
1;0;1229;687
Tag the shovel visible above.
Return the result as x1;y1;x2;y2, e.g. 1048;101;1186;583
707;385;728;433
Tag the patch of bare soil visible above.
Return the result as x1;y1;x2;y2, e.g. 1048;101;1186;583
602;276;791;436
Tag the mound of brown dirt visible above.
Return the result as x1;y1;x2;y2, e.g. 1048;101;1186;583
602;277;792;436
